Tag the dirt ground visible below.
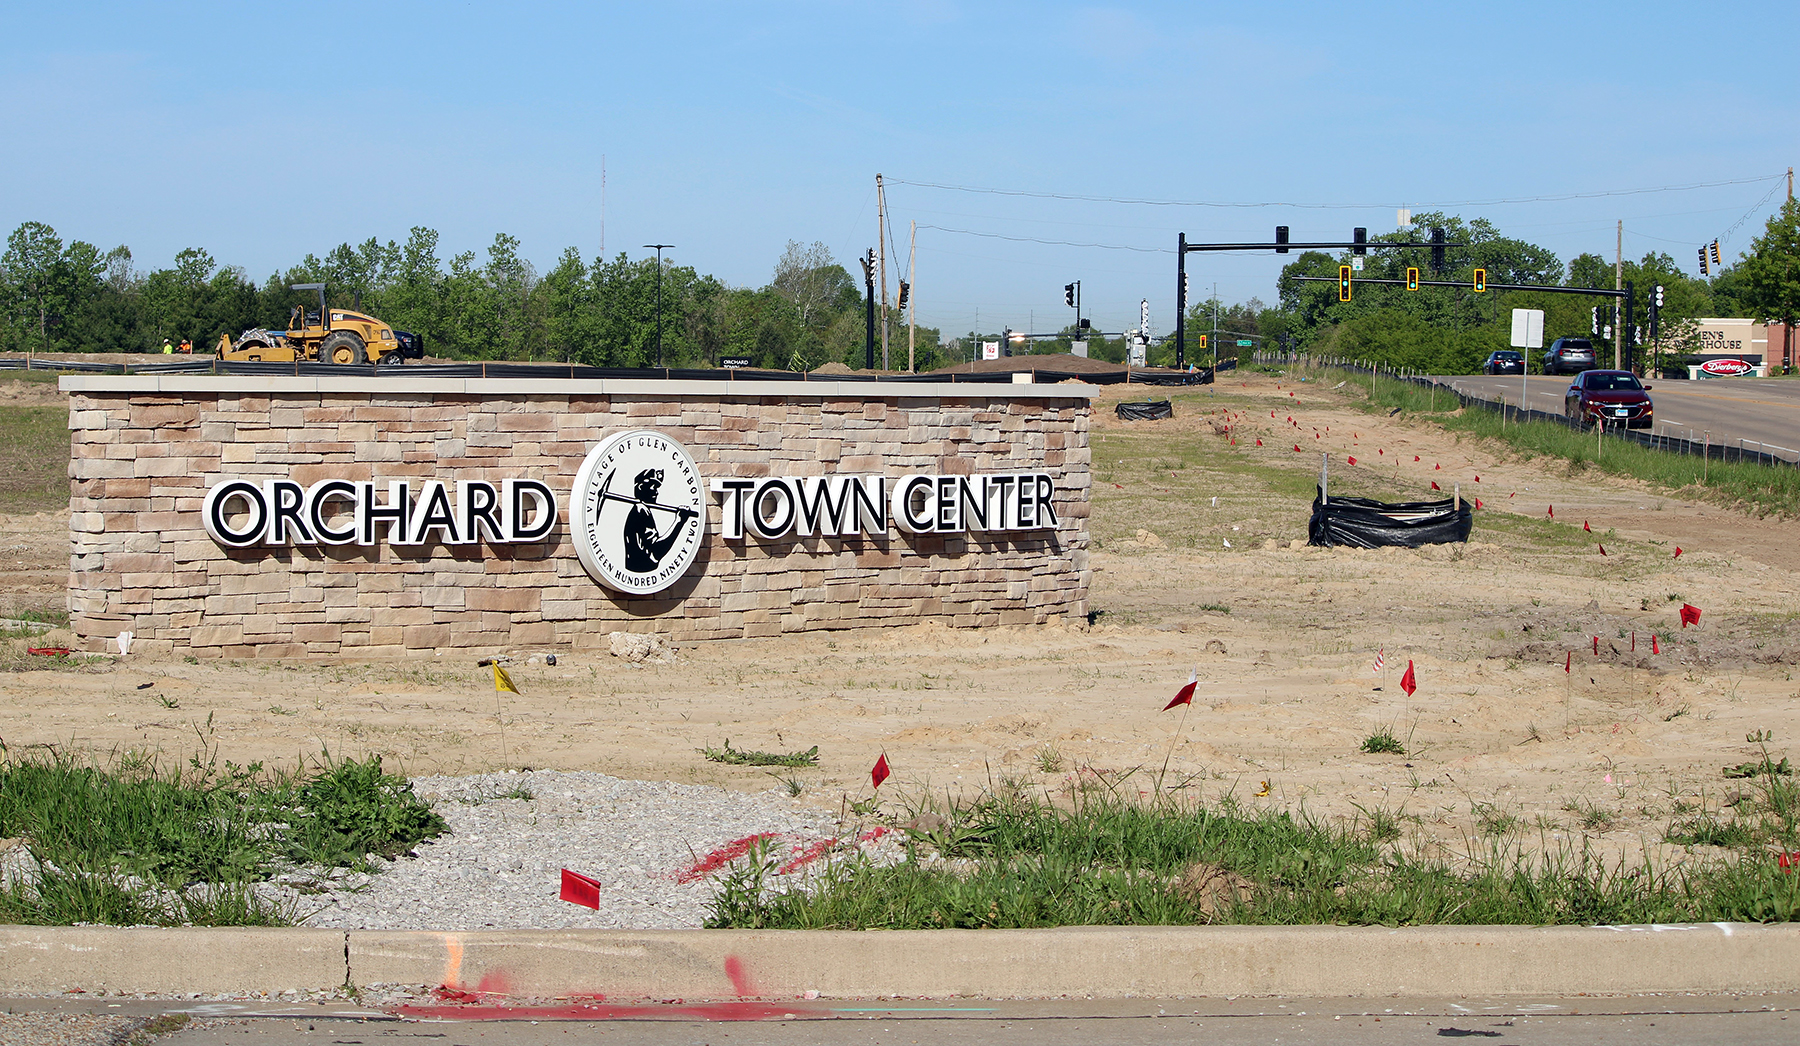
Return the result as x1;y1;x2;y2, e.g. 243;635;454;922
2;372;1797;870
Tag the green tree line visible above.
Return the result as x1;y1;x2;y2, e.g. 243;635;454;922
0;225;946;371
7;207;1796;373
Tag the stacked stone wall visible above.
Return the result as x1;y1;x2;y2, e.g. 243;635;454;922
64;378;1091;657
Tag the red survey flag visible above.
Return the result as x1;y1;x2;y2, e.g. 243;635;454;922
1347;455;1357;465
1631;632;1636;651
1679;603;1702;628
1164;670;1198;711
1673;547;1683;558
1592;636;1599;655
1400;660;1417;697
1474;498;1483;509
1547;504;1553;517
1414;455;1420;461
1256;439;1263;446
1434;464;1441;470
1294;444;1302;452
1598;543;1607;556
1584;520;1591;532
560;868;602;909
1651;635;1660;654
1474;475;1480;482
871;753;891;789
1564;652;1571;673
1430;481;1440;491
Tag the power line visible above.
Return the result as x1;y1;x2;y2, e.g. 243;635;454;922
890;174;1787;211
915;225;1169;253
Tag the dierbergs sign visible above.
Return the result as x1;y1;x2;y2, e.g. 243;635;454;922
202;429;1059;598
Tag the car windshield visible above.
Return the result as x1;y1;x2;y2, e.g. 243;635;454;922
1560;341;1592;352
1587;374;1642;391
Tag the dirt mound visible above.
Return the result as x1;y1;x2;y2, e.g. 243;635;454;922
1171;861;1254;916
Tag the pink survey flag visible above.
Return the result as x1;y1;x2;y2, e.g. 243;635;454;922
560;868;602;909
1163;670;1198;711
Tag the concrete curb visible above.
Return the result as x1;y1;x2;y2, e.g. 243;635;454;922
4;923;1798;999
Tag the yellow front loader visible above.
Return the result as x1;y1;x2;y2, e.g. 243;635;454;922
215;283;422;365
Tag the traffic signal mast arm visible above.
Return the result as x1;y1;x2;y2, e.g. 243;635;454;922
1181;240;1466;252
1290;275;1630;298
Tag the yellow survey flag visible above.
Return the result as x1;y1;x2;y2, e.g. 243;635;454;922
493;662;520;695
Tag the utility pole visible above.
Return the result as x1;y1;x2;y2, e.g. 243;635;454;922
1789;167;1794;201
876;173;890;371
907;220;917;373
1614;220;1623;369
643;243;674;367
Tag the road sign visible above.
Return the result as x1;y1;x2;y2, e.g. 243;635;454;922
1236;340;1253;346
1509;309;1544;349
719;356;752;369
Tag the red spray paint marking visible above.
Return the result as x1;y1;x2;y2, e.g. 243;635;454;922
676;833;777;884
858;826;894;843
724;955;757;996
776;837;837;874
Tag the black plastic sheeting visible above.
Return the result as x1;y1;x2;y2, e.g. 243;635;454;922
1115;400;1174;421
1308;487;1472;548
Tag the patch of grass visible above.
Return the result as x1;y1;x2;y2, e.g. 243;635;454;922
1034;745;1066;774
700;739;820;768
0;404;69;513
1360;730;1405;755
0;749;446;926
704;784;1800;928
1310;365;1800;517
1725;756;1792;779
1472;803;1523;837
1667;815;1760;848
1198;603;1231;615
1563;800;1617;832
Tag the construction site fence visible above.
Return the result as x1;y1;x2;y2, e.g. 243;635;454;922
0;357;1213;387
1249;351;1797;470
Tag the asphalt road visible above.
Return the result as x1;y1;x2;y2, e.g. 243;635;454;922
9;995;1800;1046
1435;374;1800;463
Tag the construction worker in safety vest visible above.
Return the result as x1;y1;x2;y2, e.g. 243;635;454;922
162;338;173;354
179;339;192;354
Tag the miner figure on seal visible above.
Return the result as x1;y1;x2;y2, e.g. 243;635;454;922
623;468;696;573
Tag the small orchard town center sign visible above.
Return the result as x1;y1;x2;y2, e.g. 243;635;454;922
202;430;1062;598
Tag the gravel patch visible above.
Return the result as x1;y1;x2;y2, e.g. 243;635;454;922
288;770;852;930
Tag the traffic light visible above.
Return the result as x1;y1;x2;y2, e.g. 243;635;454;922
1352;227;1367;256
1698;245;1710;276
1591;306;1600;336
1650;284;1662;340
1430;227;1445;274
1472;268;1487;293
1078;318;1091;330
1338;265;1352;302
859;251;875;284
1064;283;1075;308
1198;333;1208;350
1275;226;1290;254
1710;240;1721;267
898;281;910;309
1406;267;1420;291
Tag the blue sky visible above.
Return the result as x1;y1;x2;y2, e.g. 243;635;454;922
3;1;1795;338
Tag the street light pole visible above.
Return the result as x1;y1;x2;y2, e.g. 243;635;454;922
643;244;674;367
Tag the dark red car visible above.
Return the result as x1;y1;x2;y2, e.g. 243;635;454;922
1564;369;1653;429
